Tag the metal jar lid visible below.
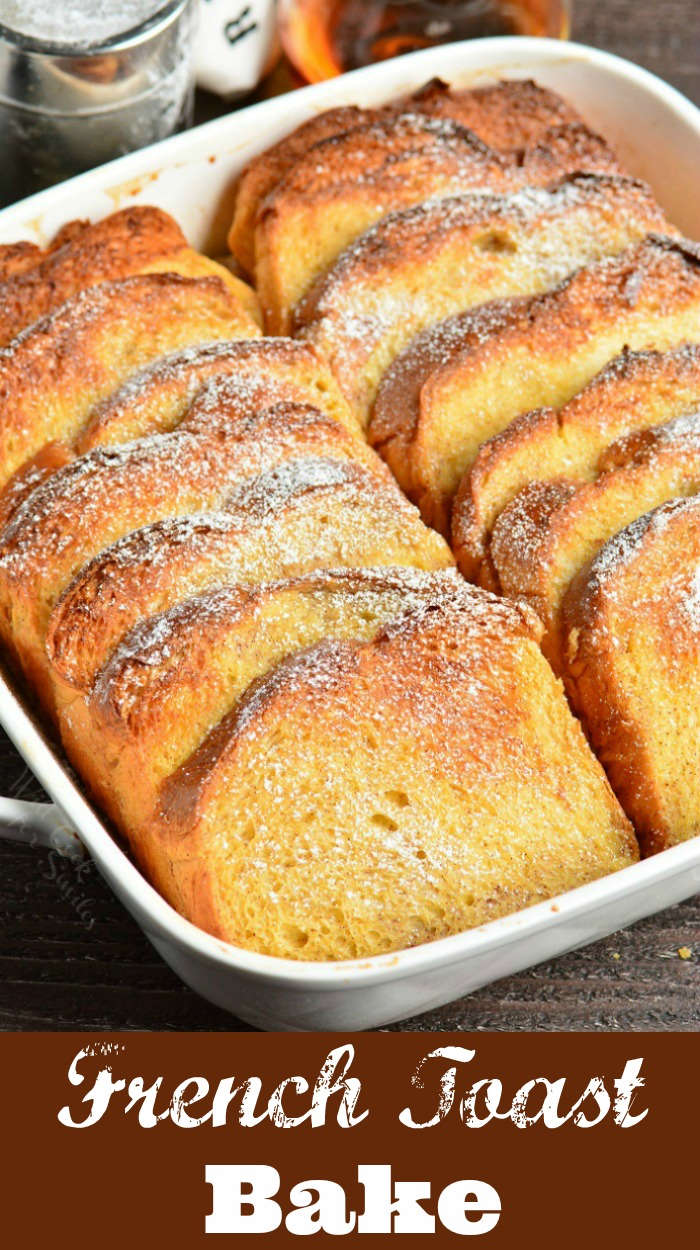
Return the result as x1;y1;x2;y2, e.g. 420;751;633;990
0;1;194;117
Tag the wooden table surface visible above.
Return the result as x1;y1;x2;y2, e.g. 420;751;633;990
1;0;698;1032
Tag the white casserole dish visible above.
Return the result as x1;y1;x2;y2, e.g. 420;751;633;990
1;37;699;1032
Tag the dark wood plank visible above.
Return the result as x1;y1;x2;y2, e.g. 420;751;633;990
0;0;698;1031
573;0;699;103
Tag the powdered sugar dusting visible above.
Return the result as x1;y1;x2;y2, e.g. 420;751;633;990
302;177;665;419
585;496;700;594
680;565;700;630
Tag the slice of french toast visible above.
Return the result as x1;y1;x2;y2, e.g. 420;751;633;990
0;208;185;344
563;496;700;854
254;110;619;333
77;337;360;450
255;113;512;332
228;77;594;275
452;343;700;584
370;236;700;535
148;584;636;959
491;411;700;667
0;206;260;344
0;398;450;707
0;273;259;496
0;338;365;527
48;457;452;699
297;174;667;428
74;568;464;841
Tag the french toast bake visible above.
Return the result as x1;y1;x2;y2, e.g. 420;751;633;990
4;73;700;964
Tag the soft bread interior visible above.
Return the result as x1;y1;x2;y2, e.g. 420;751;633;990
452;343;700;582
152;597;636;959
80;569;462;842
491;412;700;666
228;78;587;272
563;497;700;853
47;459;453;698
299;175;668;428
370;237;700;536
255;111;620;333
0;401;396;700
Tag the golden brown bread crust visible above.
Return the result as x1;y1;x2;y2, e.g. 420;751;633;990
255;111;511;332
78;336;360;450
563;496;700;854
0;240;45;281
0;219;99;281
0;400;377;701
254;104;620;333
370;235;700;536
452;343;700;584
76;568;463;840
0;337;363;522
47;457;452;696
296;174;667;427
406;78;583;148
150;586;636;958
228;78;589;274
491;411;700;666
0;273;259;497
0;207;188;345
0;377;449;713
228;103;368;273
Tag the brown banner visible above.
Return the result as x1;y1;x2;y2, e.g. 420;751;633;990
2;1032;696;1244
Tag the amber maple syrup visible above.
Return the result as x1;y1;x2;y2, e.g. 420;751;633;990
279;1;570;82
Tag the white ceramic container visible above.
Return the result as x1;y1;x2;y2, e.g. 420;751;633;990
1;37;699;1031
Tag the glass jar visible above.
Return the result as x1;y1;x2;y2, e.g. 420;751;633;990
0;0;197;205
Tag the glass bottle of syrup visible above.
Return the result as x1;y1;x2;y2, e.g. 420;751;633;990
279;0;571;83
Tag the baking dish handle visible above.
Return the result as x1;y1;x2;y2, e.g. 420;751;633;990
0;796;86;860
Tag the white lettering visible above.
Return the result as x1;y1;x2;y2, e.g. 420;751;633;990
286;1181;356;1235
205;1164;282;1234
438;1181;501;1236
